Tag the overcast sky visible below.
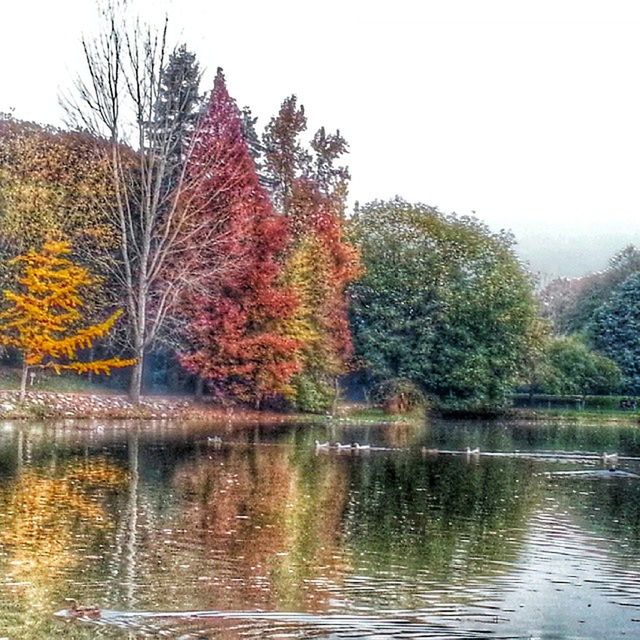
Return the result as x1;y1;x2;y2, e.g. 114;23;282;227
2;0;640;277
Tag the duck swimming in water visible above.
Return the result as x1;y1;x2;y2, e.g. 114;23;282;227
466;447;480;458
603;452;619;470
65;599;101;620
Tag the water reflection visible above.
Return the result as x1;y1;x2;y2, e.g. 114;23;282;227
1;420;640;638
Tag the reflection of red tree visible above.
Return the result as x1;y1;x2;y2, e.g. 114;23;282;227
171;447;350;611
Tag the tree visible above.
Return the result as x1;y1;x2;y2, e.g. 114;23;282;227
262;96;310;213
178;70;299;408
349;199;539;412
0;116;117;294
283;179;360;411
590;272;640;394
64;3;231;402
541;245;640;334
0;241;134;401
151;44;202;187
263;97;359;412
534;336;621;395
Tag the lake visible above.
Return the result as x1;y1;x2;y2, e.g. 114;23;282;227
2;417;640;639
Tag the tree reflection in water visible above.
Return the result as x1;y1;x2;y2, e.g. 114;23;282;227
3;419;640;639
171;444;351;611
0;427;127;638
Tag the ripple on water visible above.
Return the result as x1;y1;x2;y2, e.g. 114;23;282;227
4;422;640;638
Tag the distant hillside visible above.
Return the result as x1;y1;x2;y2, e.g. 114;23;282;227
515;231;640;282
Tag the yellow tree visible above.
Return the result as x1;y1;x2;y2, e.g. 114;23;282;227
0;240;134;400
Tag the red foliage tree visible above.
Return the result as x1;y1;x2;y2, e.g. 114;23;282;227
178;69;299;407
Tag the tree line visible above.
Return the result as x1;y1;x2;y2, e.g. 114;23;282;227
537;245;640;397
2;4;627;414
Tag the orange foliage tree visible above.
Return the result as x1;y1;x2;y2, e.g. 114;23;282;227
0;240;134;400
263;98;361;412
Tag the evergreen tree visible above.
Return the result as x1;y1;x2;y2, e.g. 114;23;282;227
153;44;203;184
178;69;299;407
590;272;640;393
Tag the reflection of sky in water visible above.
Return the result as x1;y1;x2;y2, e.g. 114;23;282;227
1;419;640;638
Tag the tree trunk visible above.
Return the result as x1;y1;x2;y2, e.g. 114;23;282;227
129;346;144;404
88;346;95;384
19;363;29;403
331;377;340;416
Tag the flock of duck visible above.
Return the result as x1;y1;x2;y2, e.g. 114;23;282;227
207;435;628;472
315;440;371;451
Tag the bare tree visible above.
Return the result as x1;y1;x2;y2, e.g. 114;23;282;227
63;2;245;402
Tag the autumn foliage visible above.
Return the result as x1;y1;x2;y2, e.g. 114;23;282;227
0;62;361;411
264;98;360;411
178;70;300;407
0;241;134;399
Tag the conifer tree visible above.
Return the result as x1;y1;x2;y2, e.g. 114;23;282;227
0;241;134;401
152;44;203;185
178;70;299;407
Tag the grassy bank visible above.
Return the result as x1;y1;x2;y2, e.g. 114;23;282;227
1;364;634;426
330;404;426;424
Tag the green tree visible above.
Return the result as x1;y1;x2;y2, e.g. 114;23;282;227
535;336;621;395
152;44;202;185
590;272;640;393
349;199;539;412
541;245;640;334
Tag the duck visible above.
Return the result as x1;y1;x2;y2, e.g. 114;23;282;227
314;440;330;449
354;443;371;451
65;598;101;620
335;442;352;450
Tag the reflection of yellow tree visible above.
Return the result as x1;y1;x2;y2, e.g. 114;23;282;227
171;447;350;611
0;459;127;629
273;455;350;610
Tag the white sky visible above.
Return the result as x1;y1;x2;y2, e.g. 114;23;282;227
2;0;640;276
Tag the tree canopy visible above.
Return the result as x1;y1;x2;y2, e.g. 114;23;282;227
533;336;621;396
349;199;539;412
590;272;640;394
0;241;133;400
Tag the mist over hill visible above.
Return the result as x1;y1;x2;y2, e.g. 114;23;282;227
515;230;640;283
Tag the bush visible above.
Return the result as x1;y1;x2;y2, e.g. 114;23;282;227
536;336;621;396
372;378;426;414
290;373;335;414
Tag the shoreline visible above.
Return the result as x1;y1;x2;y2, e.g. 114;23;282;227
0;390;305;424
1;390;638;426
0;390;427;426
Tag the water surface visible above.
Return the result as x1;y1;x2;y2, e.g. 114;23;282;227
1;418;640;639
